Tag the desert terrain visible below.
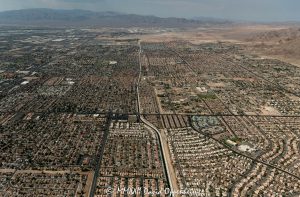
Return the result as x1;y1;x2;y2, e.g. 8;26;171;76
129;24;300;67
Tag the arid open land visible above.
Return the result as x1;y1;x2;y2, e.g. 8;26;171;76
1;22;300;197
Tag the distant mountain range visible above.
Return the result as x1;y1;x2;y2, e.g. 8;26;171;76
0;8;232;28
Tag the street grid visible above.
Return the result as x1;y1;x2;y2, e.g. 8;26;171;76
0;28;300;196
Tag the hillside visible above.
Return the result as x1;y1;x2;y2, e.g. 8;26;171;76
245;27;300;66
247;27;300;43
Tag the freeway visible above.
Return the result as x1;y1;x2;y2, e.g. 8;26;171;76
136;40;142;117
167;44;300;181
136;41;179;196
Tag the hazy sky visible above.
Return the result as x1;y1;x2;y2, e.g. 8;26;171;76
0;0;299;21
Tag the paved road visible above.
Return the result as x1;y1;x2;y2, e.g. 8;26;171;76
136;41;142;117
190;123;300;180
141;117;180;197
89;113;111;197
136;41;179;196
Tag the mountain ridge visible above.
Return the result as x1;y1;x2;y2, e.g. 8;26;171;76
0;8;232;28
